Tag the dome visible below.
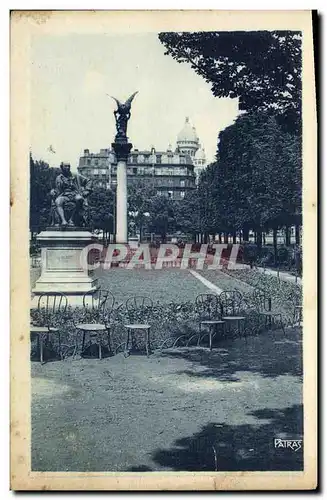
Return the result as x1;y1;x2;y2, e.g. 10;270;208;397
177;117;199;144
195;147;206;160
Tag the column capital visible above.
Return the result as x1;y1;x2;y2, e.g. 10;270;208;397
112;141;133;162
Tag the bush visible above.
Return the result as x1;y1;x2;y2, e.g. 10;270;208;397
222;268;302;322
242;243;258;266
30;301;201;356
30;241;40;256
277;245;291;264
258;246;275;266
30;293;280;359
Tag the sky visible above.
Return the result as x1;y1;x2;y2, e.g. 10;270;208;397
30;32;240;170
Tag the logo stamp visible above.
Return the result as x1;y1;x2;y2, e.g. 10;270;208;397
274;438;303;452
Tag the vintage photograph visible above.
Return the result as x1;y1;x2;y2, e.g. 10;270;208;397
10;10;317;490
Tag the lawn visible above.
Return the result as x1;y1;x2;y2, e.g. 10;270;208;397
95;267;210;304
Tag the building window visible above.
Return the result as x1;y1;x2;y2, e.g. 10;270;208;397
168;155;173;164
156;155;162;164
180;191;185;199
133;167;137;175
156;190;162;196
168;191;173;199
95;159;99;165
180;157;186;164
87;159;91;165
94;169;99;175
180;180;185;187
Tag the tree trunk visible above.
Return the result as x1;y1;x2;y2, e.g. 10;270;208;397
295;225;300;245
218;233;222;244
256;231;262;248
243;227;249;242
263;233;266;246
232;231;237;244
273;229;278;264
139;222;143;243
285;226;291;246
223;233;228;244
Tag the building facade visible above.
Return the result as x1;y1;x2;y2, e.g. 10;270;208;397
77;117;207;199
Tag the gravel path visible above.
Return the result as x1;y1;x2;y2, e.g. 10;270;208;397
198;269;255;295
32;327;303;472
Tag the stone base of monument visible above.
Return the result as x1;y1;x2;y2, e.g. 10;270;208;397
31;229;99;308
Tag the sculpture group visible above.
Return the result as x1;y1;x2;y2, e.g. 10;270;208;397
50;163;93;228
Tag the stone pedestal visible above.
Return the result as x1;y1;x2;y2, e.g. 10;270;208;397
31;229;98;307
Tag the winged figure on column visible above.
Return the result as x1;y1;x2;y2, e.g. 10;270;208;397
108;91;138;141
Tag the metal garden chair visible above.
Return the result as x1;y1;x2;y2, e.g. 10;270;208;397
252;288;285;335
75;289;116;360
30;292;68;364
124;296;153;358
219;290;246;339
190;293;225;350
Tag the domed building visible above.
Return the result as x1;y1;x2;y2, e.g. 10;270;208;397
176;117;207;182
78;117;206;199
176;117;200;158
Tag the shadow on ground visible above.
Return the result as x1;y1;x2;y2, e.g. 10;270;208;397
148;404;303;471
160;327;302;382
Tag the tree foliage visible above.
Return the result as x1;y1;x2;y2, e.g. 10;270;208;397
30;154;60;235
159;30;302;132
147;195;177;242
88;187;114;236
195;112;301;241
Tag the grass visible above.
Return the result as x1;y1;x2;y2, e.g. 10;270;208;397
95;267;210;304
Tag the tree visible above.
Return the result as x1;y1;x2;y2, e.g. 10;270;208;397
88;187;115;242
196;111;302;255
127;181;156;241
30;154;60;237
174;191;201;242
148;195;177;243
159;31;302;132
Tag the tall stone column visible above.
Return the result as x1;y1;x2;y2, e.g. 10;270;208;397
112;141;132;244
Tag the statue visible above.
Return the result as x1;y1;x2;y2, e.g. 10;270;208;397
50;163;93;228
109;91;138;141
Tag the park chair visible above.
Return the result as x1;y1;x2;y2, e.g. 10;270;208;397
219;290;246;339
189;293;225;351
124;296;153;358
75;289;116;360
252;288;285;335
30;292;68;364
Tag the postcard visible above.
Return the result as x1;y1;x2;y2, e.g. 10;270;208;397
10;10;317;490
